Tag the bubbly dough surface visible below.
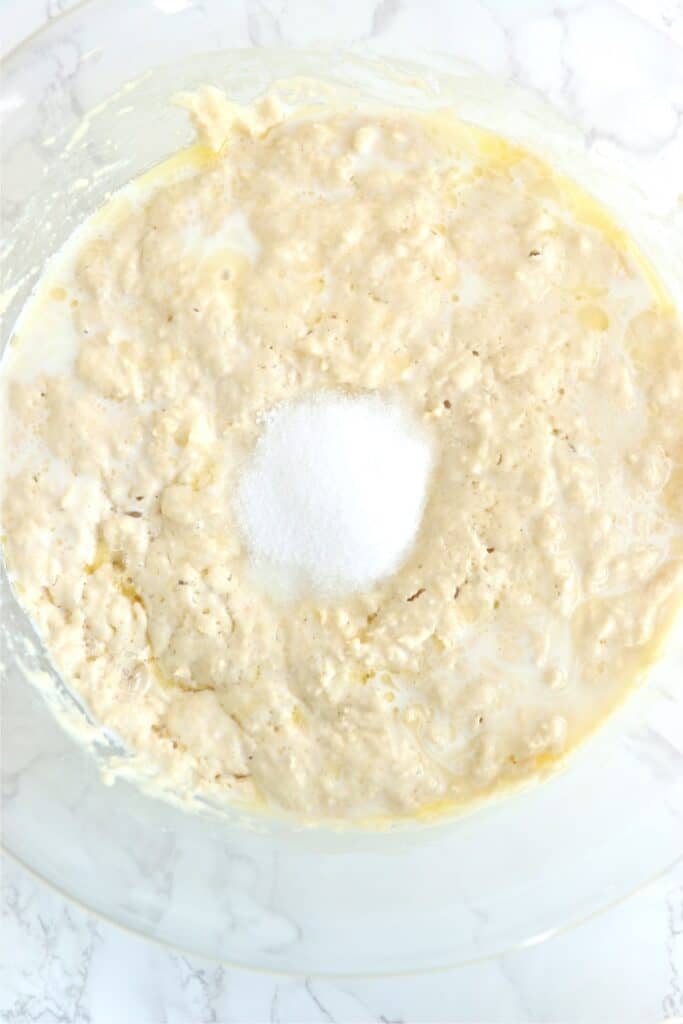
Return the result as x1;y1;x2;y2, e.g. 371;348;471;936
3;87;683;821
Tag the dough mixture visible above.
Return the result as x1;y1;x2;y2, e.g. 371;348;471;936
2;87;683;821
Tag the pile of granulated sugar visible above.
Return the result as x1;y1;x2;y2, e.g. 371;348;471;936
235;392;434;600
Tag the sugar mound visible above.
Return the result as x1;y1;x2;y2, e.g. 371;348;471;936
236;392;434;600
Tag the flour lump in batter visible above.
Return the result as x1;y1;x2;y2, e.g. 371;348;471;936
2;85;683;822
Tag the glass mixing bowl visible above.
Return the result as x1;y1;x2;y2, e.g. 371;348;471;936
2;0;682;975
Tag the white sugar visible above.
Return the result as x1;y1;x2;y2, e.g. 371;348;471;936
236;392;434;600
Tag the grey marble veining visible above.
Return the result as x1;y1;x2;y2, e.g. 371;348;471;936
3;854;683;1022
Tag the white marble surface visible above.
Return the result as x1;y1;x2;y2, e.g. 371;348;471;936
2;0;683;1019
3;852;683;1022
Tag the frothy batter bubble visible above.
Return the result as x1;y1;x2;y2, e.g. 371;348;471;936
235;392;434;600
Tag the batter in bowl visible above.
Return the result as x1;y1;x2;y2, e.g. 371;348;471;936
2;86;683;822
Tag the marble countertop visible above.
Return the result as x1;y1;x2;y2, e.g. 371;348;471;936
2;0;683;1020
2;852;683;1022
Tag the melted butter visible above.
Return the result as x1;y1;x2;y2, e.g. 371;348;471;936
85;539;109;575
553;170;673;314
423;107;673;314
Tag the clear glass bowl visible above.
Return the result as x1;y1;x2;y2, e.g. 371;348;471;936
2;0;682;975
